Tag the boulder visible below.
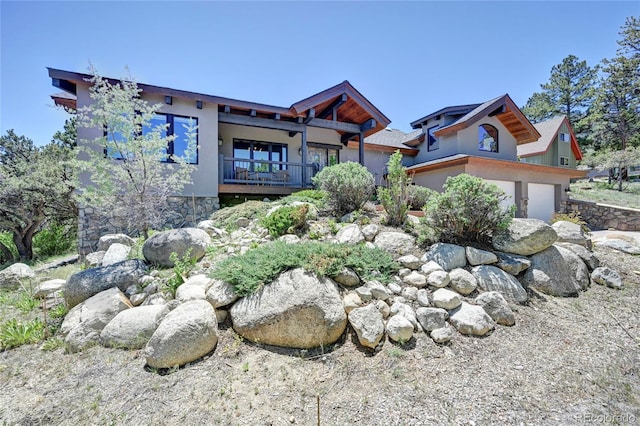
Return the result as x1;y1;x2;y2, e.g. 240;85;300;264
355;286;372;302
279;235;301;244
361;224;380;242
416;289;430;307
494;252;531;276
472;265;528;304
591;267;624;290
416;307;448;332
145;300;218;369
196;220;228;238
432;288;462;310
61;288;133;353
386;315;414;343
142;228;211;267
100;305;169;349
230;268;347;348
427;270;450;288
389;302;418;330
475;291;515;326
430;326;456;344
348;303;385;349
101;243;131;266
183;274;214;292
85;251;106;268
402;271;427;288
401;286;418;301
449;302;496;336
448;268;477;296
521;245;590;297
595;239;640;255
205;280;239;308
420;260;444;276
336;224;364;245
397;255;422;270
373;232;416;256
0;263;35;290
492;218;557;256
65;259;148;308
365;280;391;301
332;267;361;287
421;243;466;271
466;247;498;266
552;221;591;247
375;300;391;319
343;292;363;314
34;279;66;299
97;234;136;252
556;242;600;271
175;284;206;302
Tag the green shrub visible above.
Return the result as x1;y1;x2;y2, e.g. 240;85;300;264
0;232;17;264
261;204;309;238
209;200;271;230
210;241;399;296
420;174;515;245
0;318;46;350
165;249;196;297
49;302;69;319
312;162;375;216
408;185;436;210
15;291;39;313
377;151;411;226
550;211;590;233
33;223;76;258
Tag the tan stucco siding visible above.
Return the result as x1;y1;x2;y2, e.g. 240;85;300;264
343;147;391;186
410;165;467;192
455;116;518;160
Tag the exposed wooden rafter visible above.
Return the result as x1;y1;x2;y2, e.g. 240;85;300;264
318;94;348;120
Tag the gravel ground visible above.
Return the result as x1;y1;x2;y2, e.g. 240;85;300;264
1;245;639;426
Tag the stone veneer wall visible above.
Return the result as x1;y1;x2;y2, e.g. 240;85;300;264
78;196;220;255
564;199;640;231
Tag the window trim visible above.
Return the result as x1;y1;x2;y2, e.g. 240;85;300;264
560;156;570;166
559;132;570;143
478;124;499;153
427;125;439;151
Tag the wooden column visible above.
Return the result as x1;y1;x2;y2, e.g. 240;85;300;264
301;128;308;186
359;132;365;165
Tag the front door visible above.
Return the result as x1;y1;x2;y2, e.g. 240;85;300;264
308;146;339;170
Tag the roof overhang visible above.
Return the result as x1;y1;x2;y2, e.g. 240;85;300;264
520;116;583;161
346;141;419;156
410;104;481;129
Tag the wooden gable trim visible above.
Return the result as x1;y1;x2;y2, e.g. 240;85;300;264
519;117;583;161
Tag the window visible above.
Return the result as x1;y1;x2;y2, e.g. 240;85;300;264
560;156;570;166
559;133;570;143
478;124;498;152
233;139;288;172
427;125;439;151
106;113;198;164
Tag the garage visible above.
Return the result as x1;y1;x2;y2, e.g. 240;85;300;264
484;179;516;212
528;183;556;222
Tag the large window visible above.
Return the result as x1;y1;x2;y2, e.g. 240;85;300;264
106;113;198;164
559;132;570;143
478;124;498;152
427;125;439;151
233;139;288;172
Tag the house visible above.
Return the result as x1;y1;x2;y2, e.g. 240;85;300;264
517;115;583;168
48;67;393;253
375;94;586;222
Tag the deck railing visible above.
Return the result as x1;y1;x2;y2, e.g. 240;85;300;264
219;156;319;188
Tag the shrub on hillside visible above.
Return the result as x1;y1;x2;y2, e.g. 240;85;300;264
420;174;515;245
209;200;271;230
408;185;436;210
550;211;590;234
312;162;375;217
33;223;76;258
261;204;309;238
211;241;399;296
280;189;328;210
377;151;411;226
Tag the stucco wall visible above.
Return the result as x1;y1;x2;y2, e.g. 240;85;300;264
343;147;392;186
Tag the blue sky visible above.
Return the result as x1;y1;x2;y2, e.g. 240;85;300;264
1;1;638;146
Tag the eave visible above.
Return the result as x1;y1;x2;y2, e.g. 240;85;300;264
346;141;419;156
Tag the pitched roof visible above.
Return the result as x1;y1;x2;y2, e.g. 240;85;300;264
409;104;481;129
517;116;583;160
364;128;422;149
433;94;541;144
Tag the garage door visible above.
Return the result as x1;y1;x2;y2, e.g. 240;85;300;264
528;183;556;222
484;179;516;212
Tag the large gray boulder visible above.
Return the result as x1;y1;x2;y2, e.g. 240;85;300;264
65;260;148;308
492;219;557;256
421;243;466;271
373;232;416;256
466;246;498;266
556;242;600;271
145;300;218;369
336;224;364;245
100;305;169;349
521;245;590;297
230;268;347;349
98;234;136;252
205;279;239;308
0;263;35;290
448;268;478;296
595;239;640;255
494;252;531;275
432;288;462;310
552;221;591;247
416;307;448;332
386;315;414;343
348;303;385;349
449;302;496;336
142;228;211;267
60;288;133;353
591;267;624;290
475;291;515;326
471;265;528;304
101;243;131;266
34;279;66;299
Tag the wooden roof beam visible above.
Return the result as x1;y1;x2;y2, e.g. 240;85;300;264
52;78;76;95
304;108;315;124
341;133;357;145
318;94;348;120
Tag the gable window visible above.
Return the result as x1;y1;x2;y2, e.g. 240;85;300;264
478;124;498;152
233;139;288;172
427;125;439;151
559;132;570;143
560;156;570;166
